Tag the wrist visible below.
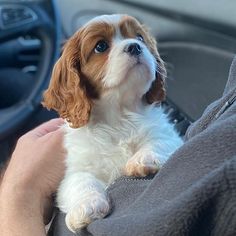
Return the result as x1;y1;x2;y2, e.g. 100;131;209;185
0;174;43;218
1;165;55;224
0;180;47;235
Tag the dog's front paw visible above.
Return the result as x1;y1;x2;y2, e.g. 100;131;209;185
65;194;110;233
125;150;160;177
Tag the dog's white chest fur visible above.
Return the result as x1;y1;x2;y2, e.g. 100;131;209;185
64;106;181;184
57;105;183;232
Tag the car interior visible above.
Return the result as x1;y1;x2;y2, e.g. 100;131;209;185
0;0;236;167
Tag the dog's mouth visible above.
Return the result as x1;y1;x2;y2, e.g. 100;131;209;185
128;55;153;74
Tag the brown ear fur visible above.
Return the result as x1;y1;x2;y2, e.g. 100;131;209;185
42;35;92;128
145;58;166;104
142;25;167;104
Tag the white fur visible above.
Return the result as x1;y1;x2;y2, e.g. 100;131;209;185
57;15;183;233
85;14;123;27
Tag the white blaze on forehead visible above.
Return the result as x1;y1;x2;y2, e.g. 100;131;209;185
85;14;124;26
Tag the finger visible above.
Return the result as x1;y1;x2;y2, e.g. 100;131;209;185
42;126;65;144
27;118;65;138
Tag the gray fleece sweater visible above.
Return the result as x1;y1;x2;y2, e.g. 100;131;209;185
49;56;236;236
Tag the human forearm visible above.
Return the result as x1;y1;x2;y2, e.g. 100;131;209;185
0;182;46;236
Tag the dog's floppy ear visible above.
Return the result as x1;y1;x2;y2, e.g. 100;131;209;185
142;25;166;104
145;56;166;104
42;35;93;128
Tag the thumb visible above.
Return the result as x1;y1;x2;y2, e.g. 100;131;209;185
27;118;65;139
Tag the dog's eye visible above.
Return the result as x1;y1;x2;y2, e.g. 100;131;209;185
136;34;144;42
94;40;109;53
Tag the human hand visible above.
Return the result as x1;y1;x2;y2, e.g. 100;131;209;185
0;118;66;234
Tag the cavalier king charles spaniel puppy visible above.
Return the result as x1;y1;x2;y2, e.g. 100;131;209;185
43;14;183;232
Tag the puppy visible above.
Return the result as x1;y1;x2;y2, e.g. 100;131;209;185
43;14;183;233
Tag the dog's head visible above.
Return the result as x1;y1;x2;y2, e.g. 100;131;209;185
43;14;166;128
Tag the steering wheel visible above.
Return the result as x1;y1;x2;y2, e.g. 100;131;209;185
0;0;60;141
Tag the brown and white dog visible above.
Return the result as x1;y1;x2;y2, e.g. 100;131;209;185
43;14;183;232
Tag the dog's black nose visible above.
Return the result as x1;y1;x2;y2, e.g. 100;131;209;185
124;43;142;56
